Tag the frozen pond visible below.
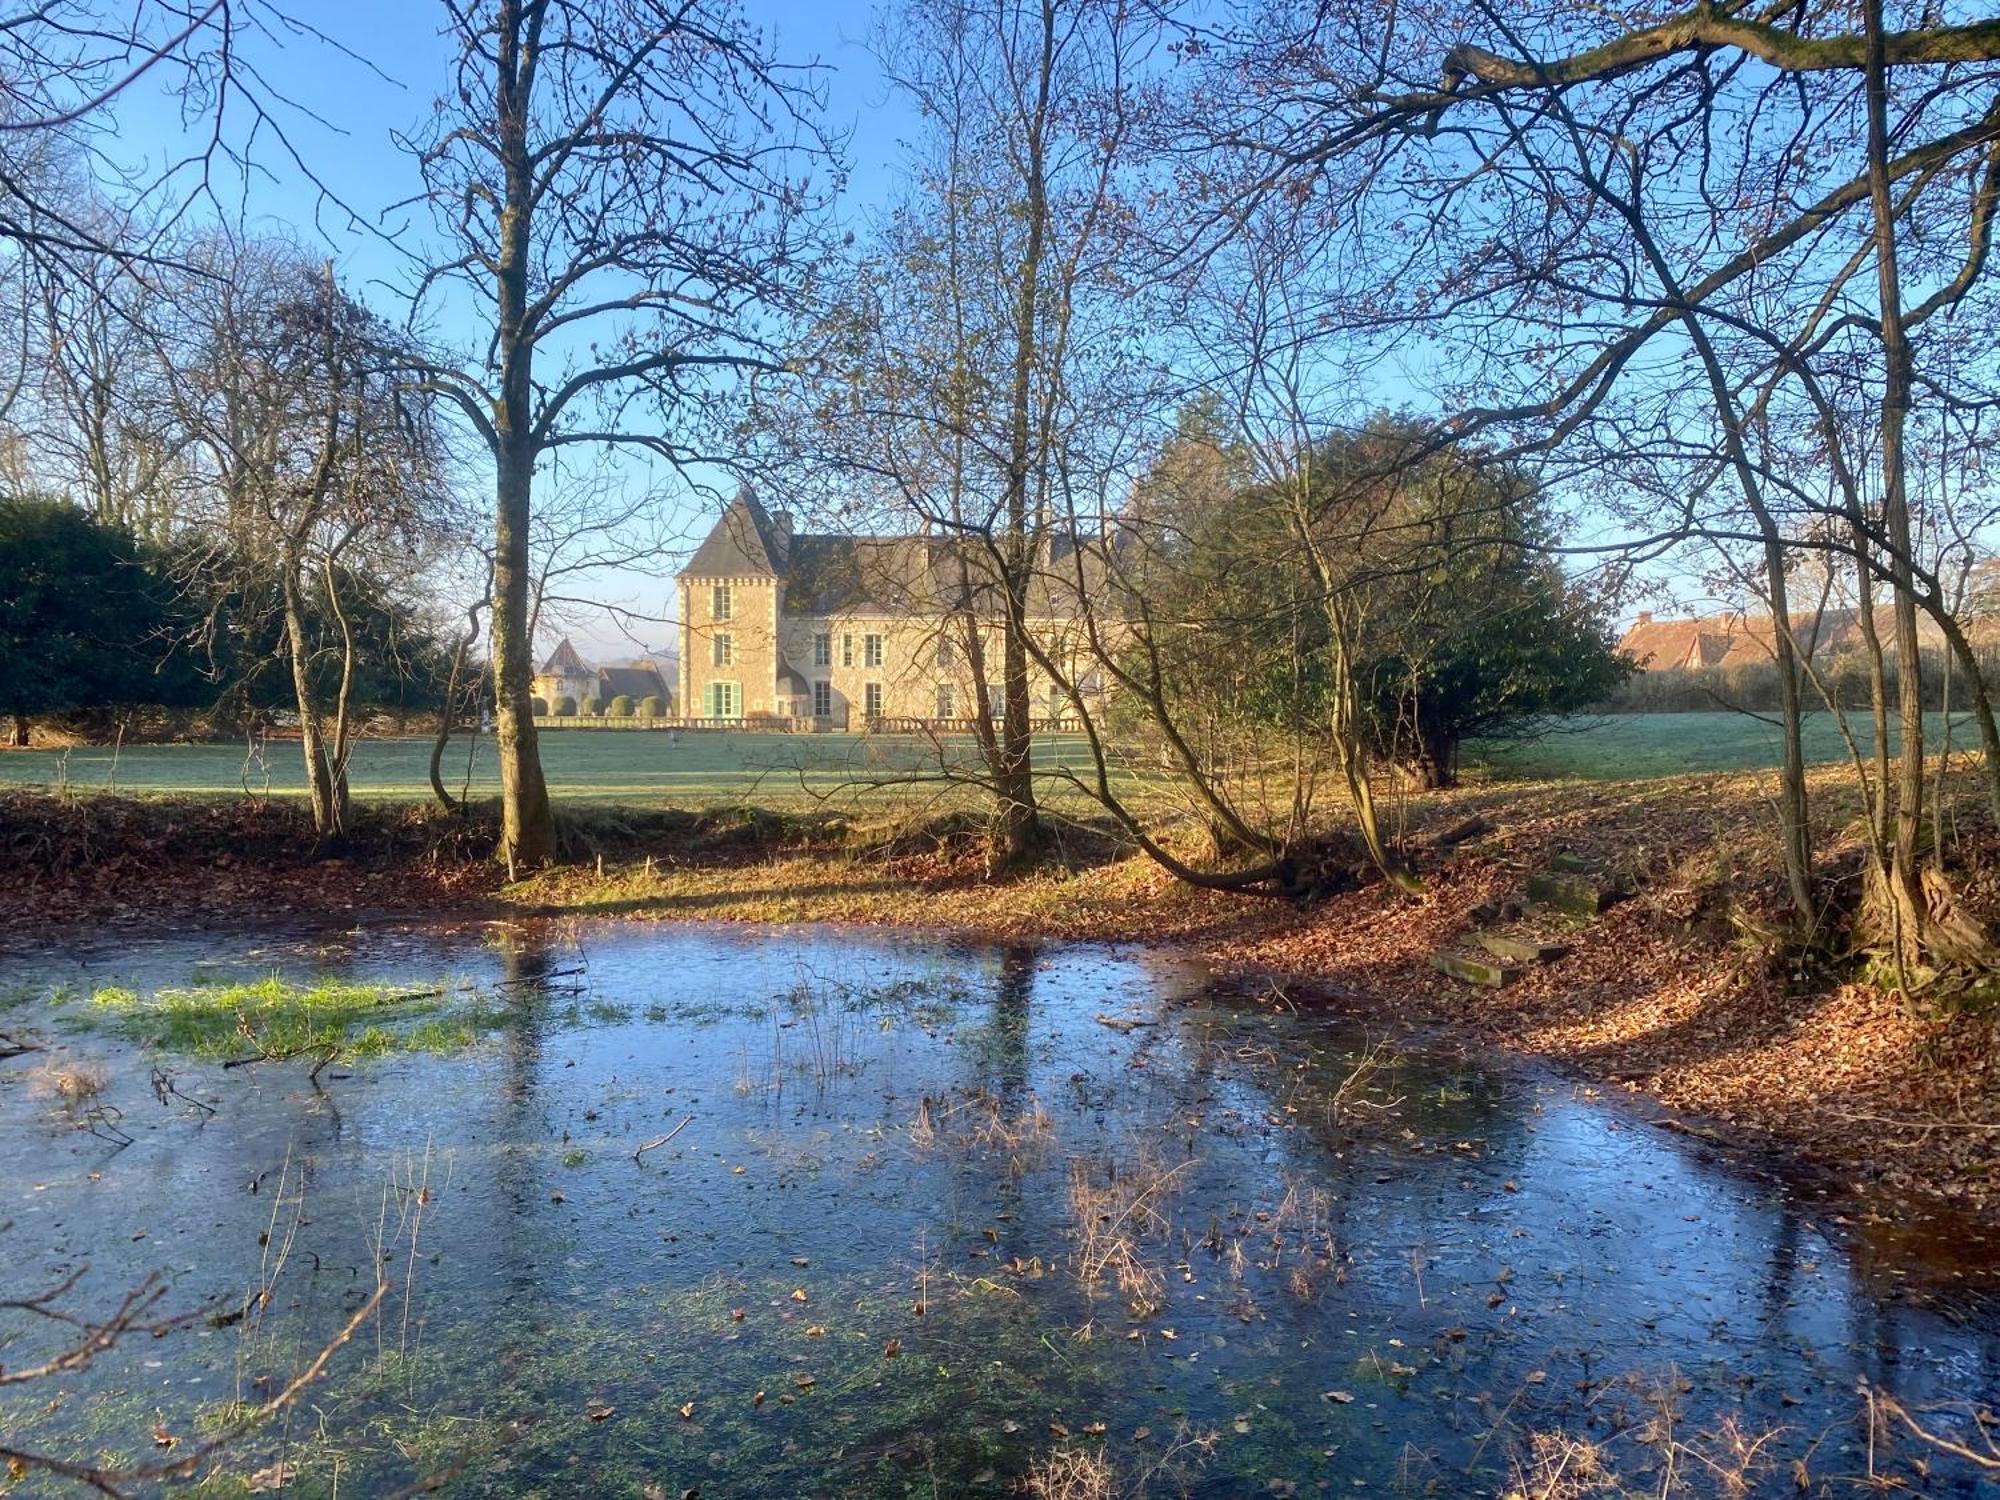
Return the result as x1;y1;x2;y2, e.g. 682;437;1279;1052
1;921;1995;1496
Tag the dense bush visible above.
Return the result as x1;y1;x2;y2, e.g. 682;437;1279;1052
0;498;208;744
554;696;577;717
609;694;634;716
531;695;549;716
639;695;665;717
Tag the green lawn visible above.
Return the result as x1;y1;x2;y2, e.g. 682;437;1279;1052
1466;709;1979;781
0;711;1976;807
0;729;1135;810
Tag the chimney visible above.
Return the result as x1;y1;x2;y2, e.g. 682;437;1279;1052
1635;610;1652;625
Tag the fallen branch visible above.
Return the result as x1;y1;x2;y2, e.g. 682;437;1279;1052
1870;1386;2000;1472
633;1113;694;1163
0;1278;388;1496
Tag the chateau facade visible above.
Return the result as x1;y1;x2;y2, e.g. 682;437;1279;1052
677;488;1114;729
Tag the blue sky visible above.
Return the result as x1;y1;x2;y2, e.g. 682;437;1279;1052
111;1;913;664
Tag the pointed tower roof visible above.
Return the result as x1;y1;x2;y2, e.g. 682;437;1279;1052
538;637;592;676
679;486;788;579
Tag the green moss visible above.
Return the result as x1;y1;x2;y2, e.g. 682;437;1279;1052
78;975;493;1060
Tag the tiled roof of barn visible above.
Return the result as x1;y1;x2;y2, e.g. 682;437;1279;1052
1616;606;1958;670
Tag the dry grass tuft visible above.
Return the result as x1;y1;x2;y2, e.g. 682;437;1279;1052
1067;1152;1190;1317
1026;1446;1113;1500
34;1058;108;1107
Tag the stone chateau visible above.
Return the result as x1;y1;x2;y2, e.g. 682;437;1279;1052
675;488;1115;729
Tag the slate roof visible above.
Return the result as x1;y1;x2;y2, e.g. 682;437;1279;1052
538;637;592;677
679;487;790;579
598;664;670;703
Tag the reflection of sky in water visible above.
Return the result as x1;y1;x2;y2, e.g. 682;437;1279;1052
2;920;1996;1496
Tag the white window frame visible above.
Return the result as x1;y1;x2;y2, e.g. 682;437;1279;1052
712;632;733;668
864;633;884;669
707;681;739;718
812;680;832;717
813;632;831;667
935;683;954;719
864;682;883;718
841;632;853;667
712;583;732;621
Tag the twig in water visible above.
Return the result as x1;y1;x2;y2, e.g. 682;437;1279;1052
634;1113;694;1163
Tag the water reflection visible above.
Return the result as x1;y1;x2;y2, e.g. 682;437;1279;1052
0;920;1994;1497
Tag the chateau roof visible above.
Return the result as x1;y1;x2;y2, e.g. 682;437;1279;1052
538;637;592;677
679;487;790;579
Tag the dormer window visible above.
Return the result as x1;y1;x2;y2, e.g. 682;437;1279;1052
712;584;732;621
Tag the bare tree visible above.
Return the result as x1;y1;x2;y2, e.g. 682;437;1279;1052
175;244;452;837
395;0;834;869
806;0;1160;870
1183;0;2000;960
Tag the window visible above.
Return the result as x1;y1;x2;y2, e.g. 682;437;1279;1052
812;680;832;717
988;683;1005;718
1048;685;1067;719
841;633;853;667
813;632;831;667
712;633;733;668
935;638;953;669
711;584;732;621
864;633;884;669
935;683;954;719
864;682;883;718
707;681;738;718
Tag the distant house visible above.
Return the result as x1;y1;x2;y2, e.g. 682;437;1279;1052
1616;606;1968;672
531;638;673;715
675;486;1122;728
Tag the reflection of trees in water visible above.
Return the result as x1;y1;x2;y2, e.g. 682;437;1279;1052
950;942;1050;1276
492;923;564;1304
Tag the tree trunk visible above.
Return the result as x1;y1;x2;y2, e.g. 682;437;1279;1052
1866;0;1929;957
280;565;343;838
984;0;1057;876
492;442;555;868
1410;718;1455;791
490;0;556;870
430;630;469;814
10;713;27;748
